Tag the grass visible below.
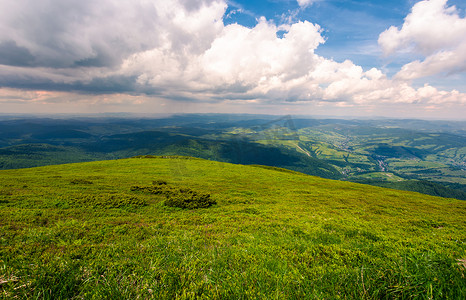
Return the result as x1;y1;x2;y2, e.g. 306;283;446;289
349;172;405;182
1;156;465;299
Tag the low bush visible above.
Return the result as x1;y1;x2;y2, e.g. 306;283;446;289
130;185;170;195
131;180;215;209
152;180;168;186
164;188;215;209
70;179;93;185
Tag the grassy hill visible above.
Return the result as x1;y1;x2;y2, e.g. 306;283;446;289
1;156;465;299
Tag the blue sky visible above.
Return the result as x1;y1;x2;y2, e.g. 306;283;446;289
0;0;465;119
225;0;406;74
226;0;465;84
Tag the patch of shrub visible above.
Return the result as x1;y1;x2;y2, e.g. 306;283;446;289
164;188;215;209
70;179;93;185
131;180;216;209
410;219;447;229
130;185;171;195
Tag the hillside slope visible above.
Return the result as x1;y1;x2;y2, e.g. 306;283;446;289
1;156;465;299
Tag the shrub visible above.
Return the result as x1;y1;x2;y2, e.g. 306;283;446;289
130;179;170;194
70;178;93;185
152;180;168;186
130;185;170;195
131;181;216;209
164;188;215;209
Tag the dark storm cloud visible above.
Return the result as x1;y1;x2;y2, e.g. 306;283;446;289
0;0;223;98
0;40;36;67
0;72;140;94
68;76;141;94
0;0;227;94
0;0;163;69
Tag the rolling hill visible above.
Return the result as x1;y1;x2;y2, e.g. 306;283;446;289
1;156;465;298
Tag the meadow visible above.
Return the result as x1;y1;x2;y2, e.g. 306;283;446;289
1;156;465;299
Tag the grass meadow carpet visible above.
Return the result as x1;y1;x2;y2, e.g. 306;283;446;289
1;156;465;299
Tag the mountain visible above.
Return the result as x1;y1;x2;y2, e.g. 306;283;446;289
1;156;465;298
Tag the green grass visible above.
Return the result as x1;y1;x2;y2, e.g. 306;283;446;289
349;172;405;182
1;156;465;299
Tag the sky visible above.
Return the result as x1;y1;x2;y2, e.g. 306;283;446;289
0;0;465;119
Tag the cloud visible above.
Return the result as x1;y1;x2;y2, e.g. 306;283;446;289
0;0;464;113
0;40;35;67
297;0;316;8
0;0;220;68
378;0;466;80
395;43;466;80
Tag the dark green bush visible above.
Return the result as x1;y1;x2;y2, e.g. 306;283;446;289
152;180;168;186
131;181;215;209
164;188;215;209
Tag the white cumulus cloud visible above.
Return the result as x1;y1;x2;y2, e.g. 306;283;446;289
378;0;466;80
297;0;315;8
